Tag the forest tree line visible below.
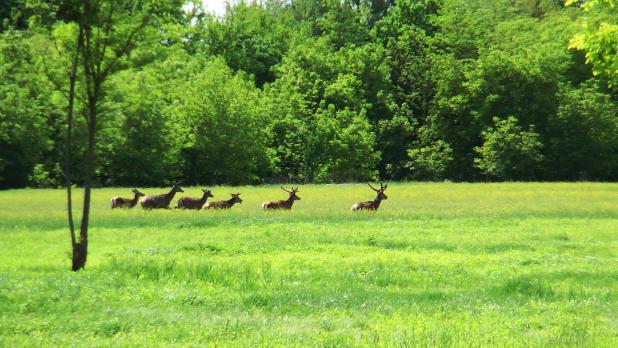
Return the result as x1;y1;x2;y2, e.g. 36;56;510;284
0;0;617;188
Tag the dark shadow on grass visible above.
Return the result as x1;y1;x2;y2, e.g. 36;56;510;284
492;273;617;302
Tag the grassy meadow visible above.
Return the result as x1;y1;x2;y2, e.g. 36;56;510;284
0;183;617;346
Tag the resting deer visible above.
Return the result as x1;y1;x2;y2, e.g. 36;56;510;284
176;189;214;210
202;193;243;210
262;186;300;210
111;188;145;209
140;184;184;209
351;183;388;211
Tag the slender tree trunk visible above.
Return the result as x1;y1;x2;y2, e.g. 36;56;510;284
66;29;83;271
72;0;100;271
73;95;97;271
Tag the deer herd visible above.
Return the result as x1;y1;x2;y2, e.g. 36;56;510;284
111;183;388;211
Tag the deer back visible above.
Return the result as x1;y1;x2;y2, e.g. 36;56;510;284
262;199;289;210
142;185;183;209
263;187;299;210
351;200;379;211
203;194;241;210
141;193;171;209
111;191;141;209
111;196;130;209
176;196;202;209
202;200;229;209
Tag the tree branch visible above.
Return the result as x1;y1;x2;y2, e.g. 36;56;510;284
101;13;150;78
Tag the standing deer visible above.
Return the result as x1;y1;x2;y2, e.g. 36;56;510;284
111;188;145;209
351;183;388;211
176;189;214;210
262;186;301;210
202;193;243;210
140;184;184;209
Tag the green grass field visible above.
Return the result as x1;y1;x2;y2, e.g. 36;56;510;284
0;183;617;346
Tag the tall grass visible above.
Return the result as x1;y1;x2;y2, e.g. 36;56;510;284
0;183;616;346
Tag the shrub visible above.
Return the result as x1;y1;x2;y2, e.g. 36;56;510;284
474;116;543;180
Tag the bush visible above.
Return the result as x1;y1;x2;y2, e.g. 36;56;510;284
28;163;62;188
474;116;543;180
166;58;275;185
406;140;453;181
308;107;379;182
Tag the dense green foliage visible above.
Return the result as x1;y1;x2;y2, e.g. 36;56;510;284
0;183;617;345
0;0;617;188
567;0;618;87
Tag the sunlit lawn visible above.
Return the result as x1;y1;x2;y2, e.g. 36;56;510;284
0;183;617;346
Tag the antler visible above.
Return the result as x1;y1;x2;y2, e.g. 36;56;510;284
369;183;388;191
281;186;292;193
368;183;379;192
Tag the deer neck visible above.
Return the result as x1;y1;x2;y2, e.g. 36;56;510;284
226;197;237;207
199;194;210;206
285;196;295;207
373;195;383;208
166;189;178;202
131;193;140;205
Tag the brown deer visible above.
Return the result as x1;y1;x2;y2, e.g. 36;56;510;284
111;188;145;209
176;189;214;210
140;184;184;209
262;186;300;210
351;183;388;211
202;193;243;210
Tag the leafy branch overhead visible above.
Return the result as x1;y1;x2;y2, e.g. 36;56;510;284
567;0;618;88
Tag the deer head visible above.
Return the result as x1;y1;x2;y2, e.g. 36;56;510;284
202;189;214;199
171;183;184;193
368;183;388;200
230;193;243;204
132;188;145;197
281;186;301;200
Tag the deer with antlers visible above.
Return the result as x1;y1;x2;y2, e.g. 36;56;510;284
202;193;243;210
176;189;214;210
262;186;301;210
111;188;145;209
140;184;184;209
351;183;388;211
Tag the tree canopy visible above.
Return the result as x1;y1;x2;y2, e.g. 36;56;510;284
1;0;617;187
